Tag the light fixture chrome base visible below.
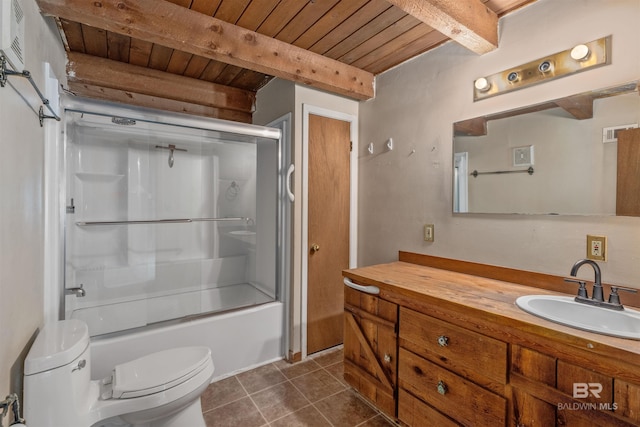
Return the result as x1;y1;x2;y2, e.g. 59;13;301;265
473;36;611;101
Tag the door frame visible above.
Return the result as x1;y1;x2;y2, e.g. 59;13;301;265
266;113;293;361
301;104;358;358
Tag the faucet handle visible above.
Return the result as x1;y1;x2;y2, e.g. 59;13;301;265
608;286;638;305
564;278;588;298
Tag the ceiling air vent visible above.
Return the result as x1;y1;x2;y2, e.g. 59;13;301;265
0;0;25;71
602;124;638;143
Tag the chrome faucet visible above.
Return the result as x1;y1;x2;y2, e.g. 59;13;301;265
65;285;85;297
565;259;636;310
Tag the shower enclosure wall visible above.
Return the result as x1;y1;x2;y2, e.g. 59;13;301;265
63;105;285;341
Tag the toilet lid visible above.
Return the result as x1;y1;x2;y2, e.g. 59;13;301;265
112;346;212;399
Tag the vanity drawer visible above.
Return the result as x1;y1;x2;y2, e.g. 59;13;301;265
399;348;507;426
398;388;462;427
399;307;507;384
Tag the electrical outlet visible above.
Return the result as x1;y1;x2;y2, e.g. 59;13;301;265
424;224;434;242
586;235;607;261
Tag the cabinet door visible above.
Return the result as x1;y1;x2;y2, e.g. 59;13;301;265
615;379;640;424
512;389;556;427
343;285;398;417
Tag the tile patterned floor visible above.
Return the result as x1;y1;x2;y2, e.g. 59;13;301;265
201;347;396;427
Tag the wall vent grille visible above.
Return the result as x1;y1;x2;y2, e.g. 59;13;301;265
0;0;25;71
602;124;638;143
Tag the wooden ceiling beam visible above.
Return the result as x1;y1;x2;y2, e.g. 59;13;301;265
385;0;498;54
66;52;255;121
37;0;375;100
554;94;594;120
67;82;254;123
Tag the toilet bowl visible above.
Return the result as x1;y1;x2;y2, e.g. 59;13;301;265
23;319;214;427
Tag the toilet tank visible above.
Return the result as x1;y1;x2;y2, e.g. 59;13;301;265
24;319;94;427
24;319;90;375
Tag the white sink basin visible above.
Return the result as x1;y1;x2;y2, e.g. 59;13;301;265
516;295;640;340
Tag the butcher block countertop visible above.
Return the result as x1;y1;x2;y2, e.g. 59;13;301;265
343;252;640;383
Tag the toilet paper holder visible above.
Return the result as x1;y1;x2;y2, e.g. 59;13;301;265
0;393;25;426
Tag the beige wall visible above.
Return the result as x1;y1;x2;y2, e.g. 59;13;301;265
0;0;66;405
358;0;640;286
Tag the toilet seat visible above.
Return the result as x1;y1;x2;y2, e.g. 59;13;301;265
111;346;211;399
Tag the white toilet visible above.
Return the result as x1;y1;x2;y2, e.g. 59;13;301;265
23;319;214;427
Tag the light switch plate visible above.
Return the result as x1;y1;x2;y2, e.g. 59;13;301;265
424;224;434;242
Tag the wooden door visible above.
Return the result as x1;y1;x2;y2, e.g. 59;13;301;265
617;128;640;216
307;113;350;354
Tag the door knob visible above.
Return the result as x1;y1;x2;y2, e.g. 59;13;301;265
311;244;320;253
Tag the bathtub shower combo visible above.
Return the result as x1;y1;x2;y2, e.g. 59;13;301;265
61;102;289;380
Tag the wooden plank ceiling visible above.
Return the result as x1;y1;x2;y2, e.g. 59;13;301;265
37;0;537;123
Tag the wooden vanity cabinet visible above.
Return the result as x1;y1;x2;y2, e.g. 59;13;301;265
343;254;640;427
343;285;398;418
511;344;640;427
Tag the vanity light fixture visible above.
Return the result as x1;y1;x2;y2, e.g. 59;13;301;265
473;36;611;101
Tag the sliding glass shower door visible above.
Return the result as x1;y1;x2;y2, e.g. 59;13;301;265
63;109;283;337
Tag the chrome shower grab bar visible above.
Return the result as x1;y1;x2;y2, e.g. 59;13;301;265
192;217;250;222
76;217;250;226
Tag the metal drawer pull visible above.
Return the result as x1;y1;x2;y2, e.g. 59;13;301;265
437;380;448;395
437;335;449;347
383;353;392;363
343;277;380;295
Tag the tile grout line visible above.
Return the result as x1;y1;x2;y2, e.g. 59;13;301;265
205;349;378;426
201;375;258;414
236;365;274;426
267;349;345;426
284;365;342;427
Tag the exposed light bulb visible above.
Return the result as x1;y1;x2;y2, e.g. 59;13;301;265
571;44;591;61
474;77;490;92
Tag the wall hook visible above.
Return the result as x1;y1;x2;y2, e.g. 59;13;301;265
155;143;187;168
168;145;175;168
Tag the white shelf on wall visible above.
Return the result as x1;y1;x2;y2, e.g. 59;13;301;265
75;172;125;182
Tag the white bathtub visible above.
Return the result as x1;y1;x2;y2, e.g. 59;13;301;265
89;301;284;381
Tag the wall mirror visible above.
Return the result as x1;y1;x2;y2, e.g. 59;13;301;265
453;80;640;215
